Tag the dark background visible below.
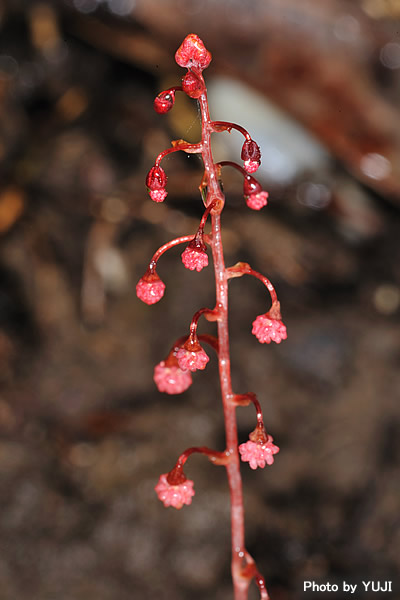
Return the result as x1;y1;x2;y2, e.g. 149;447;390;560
0;1;399;599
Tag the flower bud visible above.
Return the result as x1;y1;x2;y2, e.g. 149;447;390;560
175;33;212;71
154;90;176;114
182;71;204;99
146;165;167;202
241;139;261;173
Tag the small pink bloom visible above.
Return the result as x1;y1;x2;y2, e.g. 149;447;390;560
181;246;208;272
244;159;260;174
239;437;279;469
246;191;268;210
176;345;209;372
175;34;212;71
155;473;195;509
136;274;165;305
154;361;192;394
252;313;287;344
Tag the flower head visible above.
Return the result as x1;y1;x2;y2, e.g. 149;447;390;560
239;436;279;469
136;272;165;305
155;473;195;509
146;165;167;202
175;34;212;71
252;313;287;344
154;360;192;394
246;191;268;210
154;90;176;114
176;343;209;372
181;244;208;272
241;139;261;174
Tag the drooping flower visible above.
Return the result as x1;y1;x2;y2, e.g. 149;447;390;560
246;191;268;210
252;313;287;344
239;435;279;469
154;90;176;114
176;336;210;372
243;174;268;210
153;360;192;394
146;165;167;202
241;139;261;174
181;244;208;272
136;272;165;305
175;34;212;71
155;473;195;509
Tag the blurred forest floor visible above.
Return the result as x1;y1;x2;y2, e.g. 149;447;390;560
0;2;400;599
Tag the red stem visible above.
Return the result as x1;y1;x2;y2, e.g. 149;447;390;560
148;234;194;271
155;140;202;166
211;121;252;140
198;82;251;600
226;262;279;306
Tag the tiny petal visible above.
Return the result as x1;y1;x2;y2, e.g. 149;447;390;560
149;189;168;203
175;34;212;71
252;314;287;344
136;275;165;305
244;159;260;174
181;246;208;272
246;191;268;210
239;437;279;469
155;473;195;509
154;361;192;394
176;345;209;372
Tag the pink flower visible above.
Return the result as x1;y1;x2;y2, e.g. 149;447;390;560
181;246;208;272
175;34;212;71
155;473;195;509
136;274;165;305
246;191;268;210
239;437;279;469
146;165;167;202
176;344;209;372
153;361;192;394
252;313;287;344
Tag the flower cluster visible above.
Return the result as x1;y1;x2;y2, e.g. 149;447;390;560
139;33;287;598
